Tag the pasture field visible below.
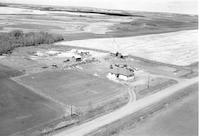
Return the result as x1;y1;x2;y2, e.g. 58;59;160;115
0;76;64;136
0;64;64;136
57;30;198;66
15;70;127;110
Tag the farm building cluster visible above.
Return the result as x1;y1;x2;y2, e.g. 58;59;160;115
31;49;139;81
107;52;139;81
34;49;91;61
31;49;105;69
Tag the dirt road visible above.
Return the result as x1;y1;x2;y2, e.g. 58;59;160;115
54;76;198;136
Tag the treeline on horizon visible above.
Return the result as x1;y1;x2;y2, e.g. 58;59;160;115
0;30;64;55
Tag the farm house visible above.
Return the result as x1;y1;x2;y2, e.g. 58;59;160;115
108;66;135;81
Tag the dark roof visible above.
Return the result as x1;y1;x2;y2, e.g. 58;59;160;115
110;67;134;76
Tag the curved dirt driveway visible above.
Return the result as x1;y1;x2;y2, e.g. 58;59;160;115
54;77;198;136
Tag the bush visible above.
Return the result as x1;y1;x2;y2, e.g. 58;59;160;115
0;30;64;55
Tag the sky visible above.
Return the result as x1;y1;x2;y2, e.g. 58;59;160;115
1;0;198;14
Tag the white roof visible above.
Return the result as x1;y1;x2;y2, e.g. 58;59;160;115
56;52;76;58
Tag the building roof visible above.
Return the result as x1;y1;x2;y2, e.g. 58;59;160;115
110;67;134;77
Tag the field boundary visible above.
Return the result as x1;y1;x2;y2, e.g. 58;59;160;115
86;83;198;136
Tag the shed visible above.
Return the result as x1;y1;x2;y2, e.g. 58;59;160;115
72;55;82;62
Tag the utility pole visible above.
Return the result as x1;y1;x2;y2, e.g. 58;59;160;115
70;105;73;116
147;75;150;88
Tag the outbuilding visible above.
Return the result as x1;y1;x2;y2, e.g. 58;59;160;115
109;67;135;81
72;55;82;62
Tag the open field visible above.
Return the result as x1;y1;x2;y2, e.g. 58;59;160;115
86;83;198;136
0;63;22;78
118;85;198;136
0;7;47;14
0;65;64;136
15;70;127;110
57;30;198;66
0;6;131;35
0;3;197;40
